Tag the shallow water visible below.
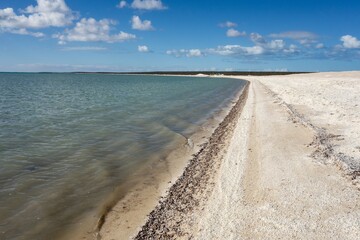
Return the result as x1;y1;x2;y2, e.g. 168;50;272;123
0;73;245;239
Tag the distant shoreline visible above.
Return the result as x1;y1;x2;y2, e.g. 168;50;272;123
74;71;312;76
0;71;313;76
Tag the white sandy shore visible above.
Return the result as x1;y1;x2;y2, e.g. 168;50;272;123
241;72;360;177
195;72;360;239
100;72;360;239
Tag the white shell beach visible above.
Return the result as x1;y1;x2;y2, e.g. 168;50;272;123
101;71;360;239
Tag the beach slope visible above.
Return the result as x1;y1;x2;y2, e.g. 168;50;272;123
196;73;360;239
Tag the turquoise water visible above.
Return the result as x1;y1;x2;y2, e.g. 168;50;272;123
0;73;245;239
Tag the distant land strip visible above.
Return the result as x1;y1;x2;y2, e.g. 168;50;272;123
72;71;312;76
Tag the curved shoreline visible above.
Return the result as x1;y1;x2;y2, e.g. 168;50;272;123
134;82;249;239
91;79;249;239
100;72;360;240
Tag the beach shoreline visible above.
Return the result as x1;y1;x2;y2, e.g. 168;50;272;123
133;82;250;239
79;71;359;239
89;78;249;239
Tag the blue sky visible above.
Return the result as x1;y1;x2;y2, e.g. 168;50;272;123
1;0;360;72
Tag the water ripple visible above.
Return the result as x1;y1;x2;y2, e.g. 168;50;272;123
0;73;245;239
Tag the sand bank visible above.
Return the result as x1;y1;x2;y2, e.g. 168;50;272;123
100;72;360;239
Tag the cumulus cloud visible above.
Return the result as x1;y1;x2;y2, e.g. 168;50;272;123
166;29;316;60
131;0;166;10
166;31;360;61
0;0;75;36
268;39;285;50
250;33;267;45
340;35;360;49
24;0;71;15
269;31;318;40
117;1;128;8
249;33;292;53
208;45;264;56
188;49;202;57
131;15;154;31
283;44;298;54
166;49;203;57
226;28;246;37
219;21;237;28
53;18;136;44
138;45;149;52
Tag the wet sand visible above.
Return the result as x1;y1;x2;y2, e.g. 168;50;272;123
99;72;360;239
96;80;249;239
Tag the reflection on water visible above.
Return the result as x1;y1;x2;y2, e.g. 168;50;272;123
0;73;245;239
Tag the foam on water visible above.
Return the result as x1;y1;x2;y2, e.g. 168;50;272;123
0;73;246;239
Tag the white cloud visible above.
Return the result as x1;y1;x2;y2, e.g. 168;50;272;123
138;45;149;52
2;27;45;37
340;35;360;49
208;45;264;56
131;15;154;31
270;31;318;47
166;49;179;56
268;39;285;50
166;49;203;57
24;0;70;14
265;40;299;54
131;0;166;10
61;46;107;51
269;31;318;40
0;0;75;33
167;40;296;59
226;28;246;37
284;44;298;53
54;18;136;44
0;8;14;18
117;1;128;8
249;33;290;52
167;31;304;59
219;21;237;28
187;49;202;57
250;33;267;45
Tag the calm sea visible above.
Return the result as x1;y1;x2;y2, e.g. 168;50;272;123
0;73;245;239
